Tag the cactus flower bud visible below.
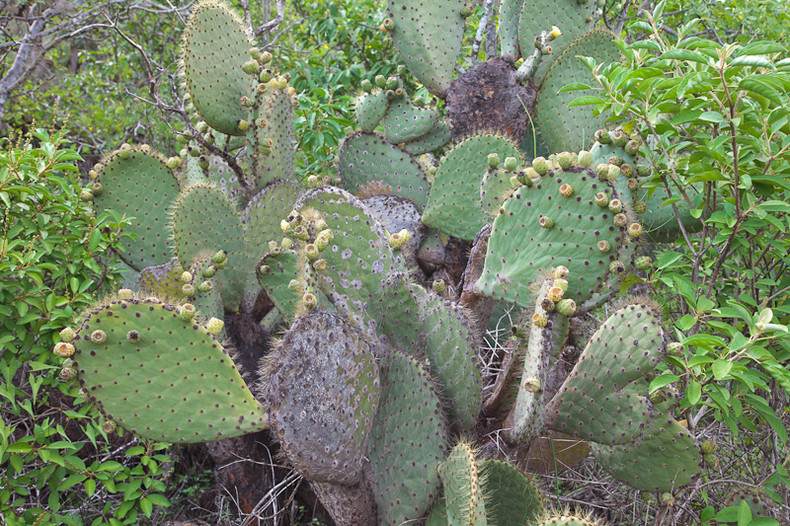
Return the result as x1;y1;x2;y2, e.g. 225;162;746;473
596;163;610;181
288;279;304;294
306;175;321;189
80;189;94;202
166;156;182;169
197;281;213;293
531;157;548;175
559;183;573;197
550;26;562;39
547;286;564;303
608;155;624;167
313;258;327;271
389;229;412;249
432;280;446;294
504;156;518;171
609;260;626;274
281;237;294;250
304;244;319;260
597;240;611;253
595;129;611;144
608;199;622;213
181;283;195;297
180;271;192;283
261;51;273;64
632;200;647;214
242;59;260;76
118;289;134;299
202;265;216;278
627;223;643;238
293;225;310;241
613;213;628;227
361;79;373;93
612;129;627;147
205;318;224;335
101;419;117;434
577;150;593;168
626;177;639;191
635;256;653;271
523;377;541;392
302;292;318;310
487;153;500;169
539;216;554;229
553;278;569;292
556;298;577;316
621;163;634;178
626;139;641;156
594;192;609;207
126;330;140;343
381;18;394;31
557;151;573;169
701;439;717;454
178;304;196;322
90;330;106;344
54;342;75;357
666;342;684;355
198;156;210;170
532;312;548;327
607;164;621;182
636;164;653;177
59;327;76;343
374;75;386;88
541;297;555;312
237;119;250;132
553;266;570;279
212;250;228;268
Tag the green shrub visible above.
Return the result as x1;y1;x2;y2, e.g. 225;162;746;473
0;129;170;525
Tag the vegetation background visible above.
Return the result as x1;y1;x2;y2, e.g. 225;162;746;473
1;0;789;525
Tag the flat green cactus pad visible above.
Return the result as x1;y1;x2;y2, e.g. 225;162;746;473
535;30;622;153
367;350;448;526
241;179;302;260
499;0;525;61
400;118;452;155
438;442;487;526
590;417;700;492
355;90;390;133
250;84;296;189
475;166;628;308
181;0;252;135
382;92;440;144
171;184;251;312
294;187;398;333
94;147;180;271
519;0;598;83
386;0;465;97
260;311;379;485
482;459;544;525
73;297;267;443
337;132;430;210
423;133;521;240
256;248;301;320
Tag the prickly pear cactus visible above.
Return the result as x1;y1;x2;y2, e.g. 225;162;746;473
92;146;180;271
543;302;701;491
259;310;380;485
67;296;267;442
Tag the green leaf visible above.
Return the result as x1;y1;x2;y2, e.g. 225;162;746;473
88;229;101;251
145;493;170;507
84;478;96;498
730;55;773;68
739;78;784;105
6;442;33;454
687;380;702;405
558;83;592;92
139;497;153;517
650;373;680;393
660;49;711;64
712;359;733;380
568;96;607;107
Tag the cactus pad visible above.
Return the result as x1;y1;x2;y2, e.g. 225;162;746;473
386;0;465;97
171;184;251;311
483;459;544;525
337;132;430;210
241;179;302;259
423;133;521;240
367;350;448;526
475;165;628;308
259;311;379;484
437;441;487;526
181;0;252;135
535;30;621;153
94;147;180;270
73;297;267;442
250;84;296;189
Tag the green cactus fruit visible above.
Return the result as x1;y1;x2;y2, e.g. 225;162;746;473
535;30;622;153
337;132;430;210
355;89;390;133
259;310;379;485
241;179;303;260
367;350;448;526
181;0;252;135
93;146;180;271
423;133;521;240
437;441;487;525
249;85;296;190
386;0;465;97
72;297;267;442
475;166;627;309
171;185;251;312
518;0;598;83
382;91;440;144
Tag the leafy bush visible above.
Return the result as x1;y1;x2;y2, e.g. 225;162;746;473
571;3;790;521
0;129;171;525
